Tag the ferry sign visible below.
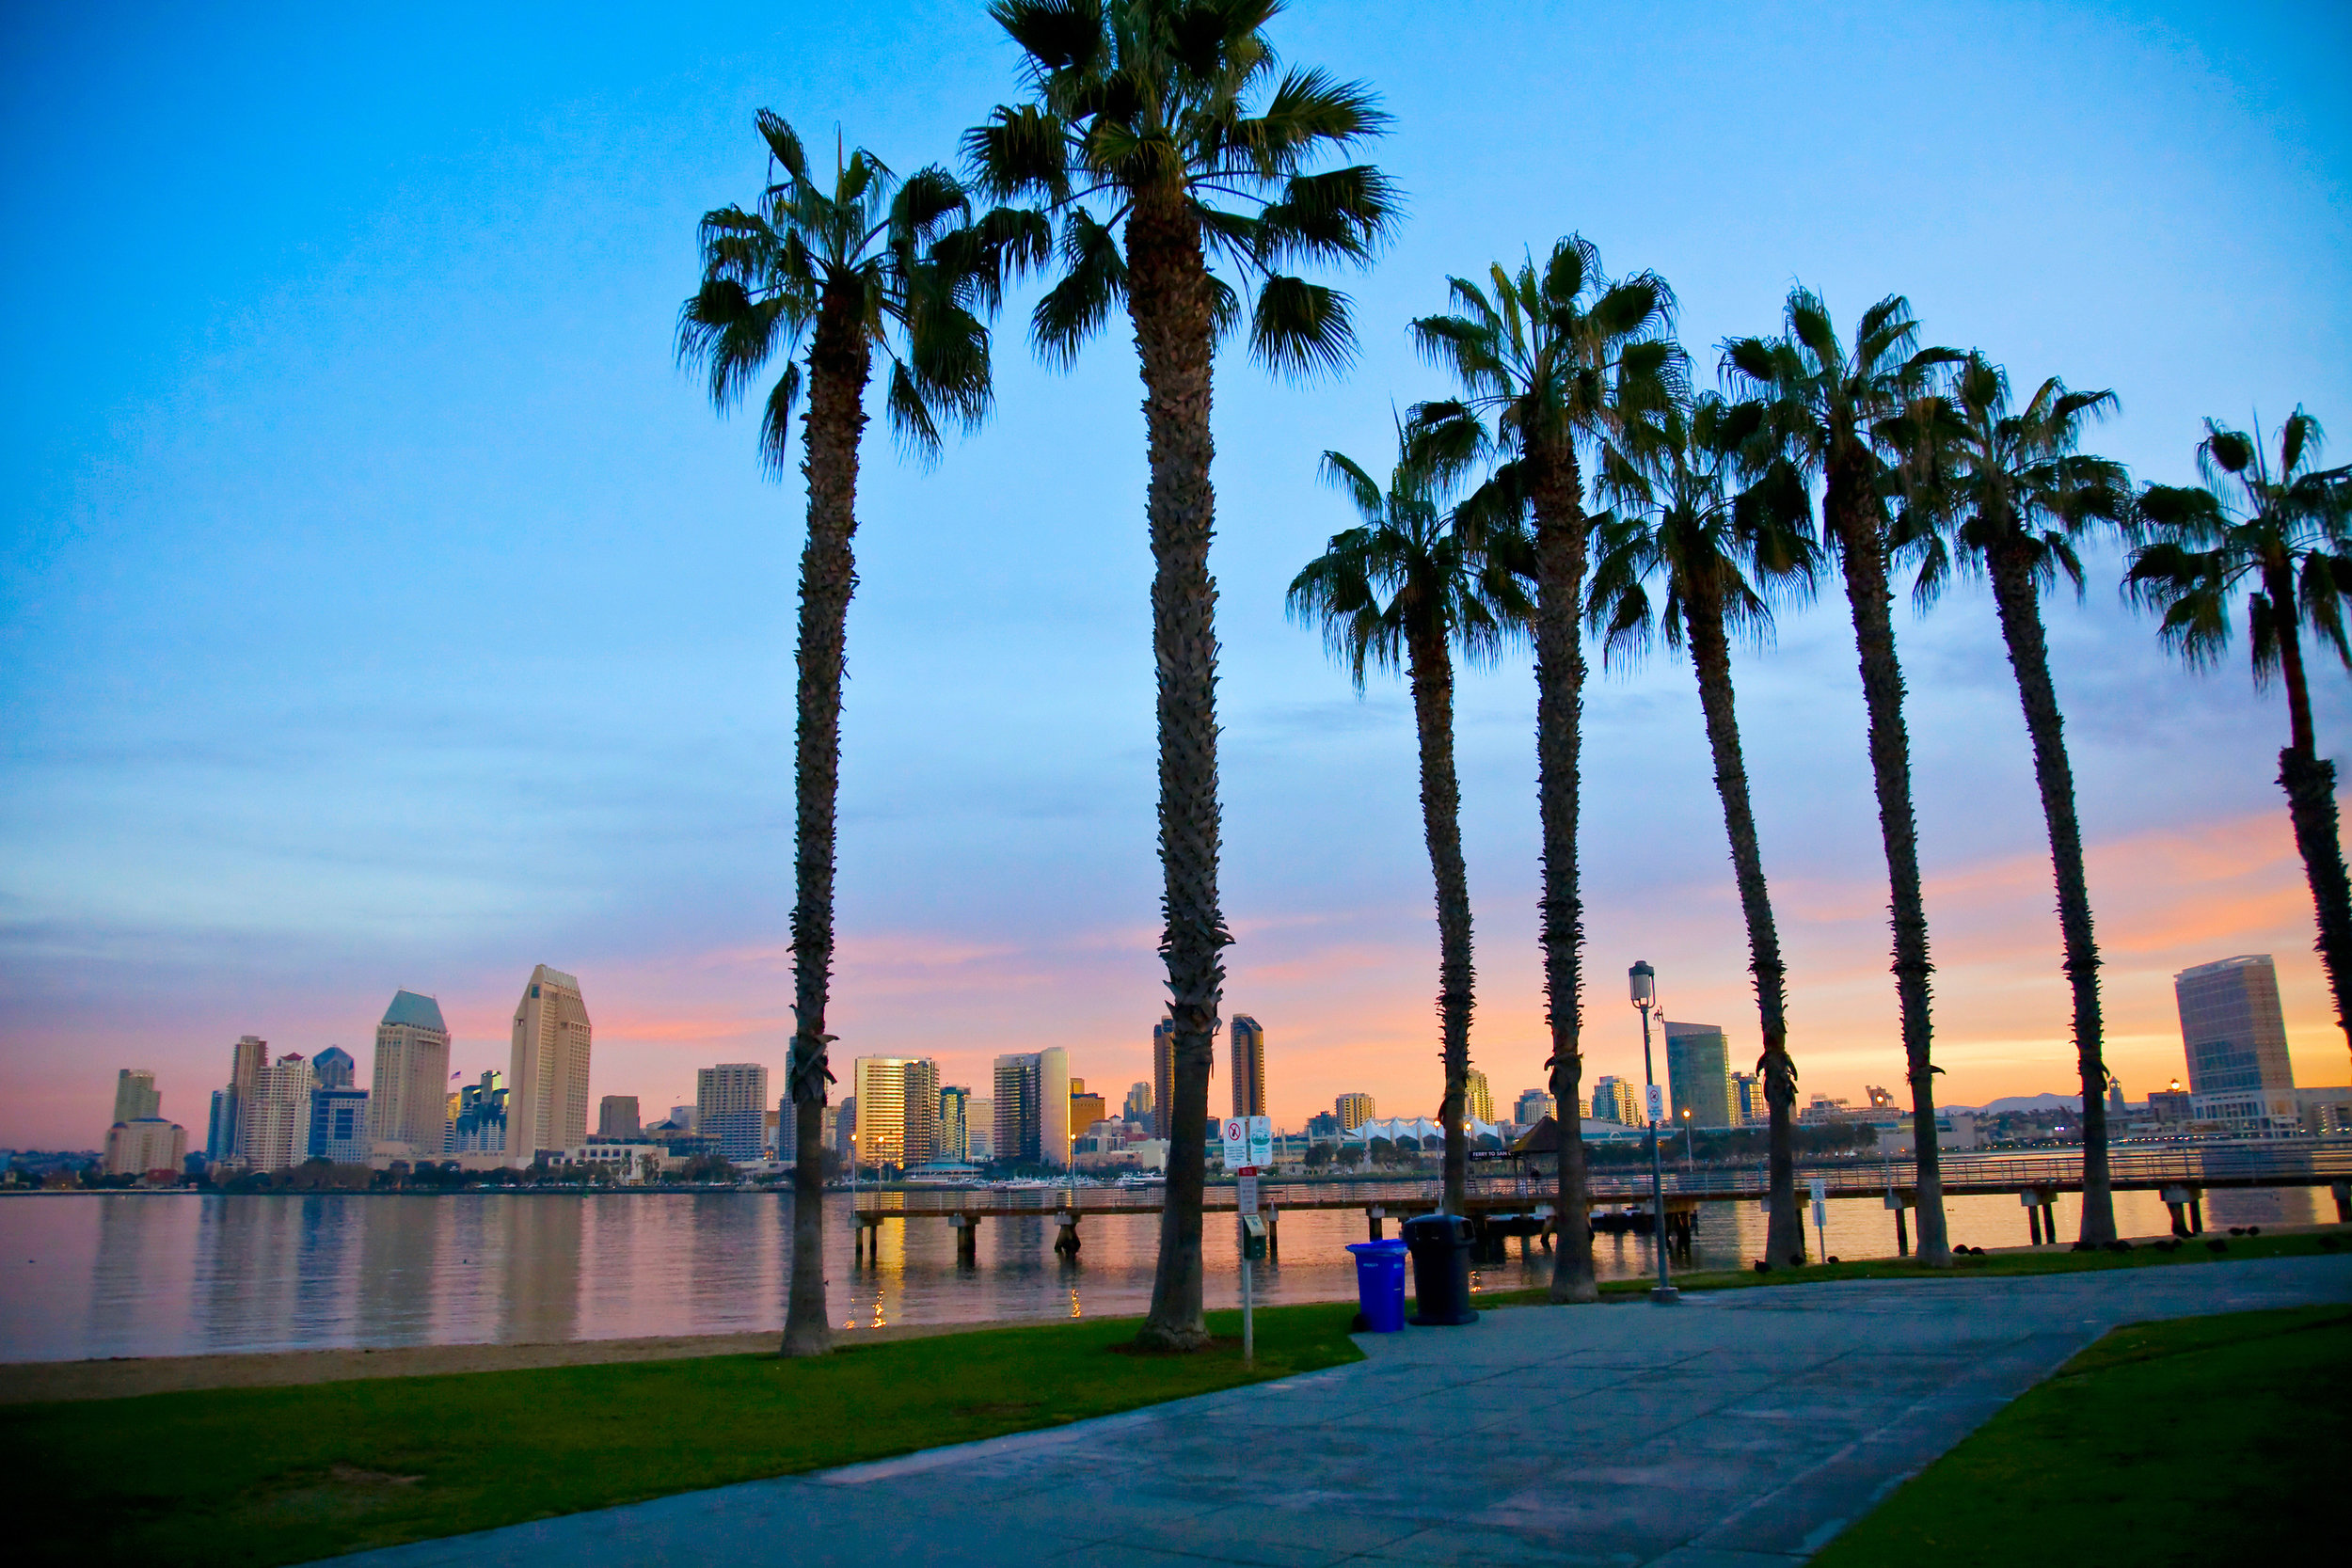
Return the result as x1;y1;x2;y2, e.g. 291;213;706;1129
1248;1115;1272;1167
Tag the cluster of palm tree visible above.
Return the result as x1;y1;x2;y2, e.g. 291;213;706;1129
678;1;2350;1357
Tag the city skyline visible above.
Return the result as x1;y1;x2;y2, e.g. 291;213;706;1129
5;3;2350;1148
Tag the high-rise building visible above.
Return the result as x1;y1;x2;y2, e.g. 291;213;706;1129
992;1049;1070;1166
310;1046;357;1090
772;1094;798;1162
206;1090;230;1161
939;1085;972;1161
853;1058;939;1168
968;1098;994;1160
216;1034;269;1160
1463;1069;1493;1125
104;1117;186;1177
1152;1019;1176;1140
450;1070;507;1154
1122;1081;1152;1124
112;1069;161;1125
506;966;593;1161
598;1095;641;1140
1591;1075;1641;1125
1664;1022;1735;1129
831;1098;857;1159
1513;1088;1554;1127
2174;957;2298;1130
1731;1071;1766;1125
1230;1017;1266;1118
1335;1092;1375;1132
2107;1078;2127;1118
367;993;452;1154
699;1063;771;1164
1070;1079;1107;1133
243;1053;317;1170
308;1085;371;1164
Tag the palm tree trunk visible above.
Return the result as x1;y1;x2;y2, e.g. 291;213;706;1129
1407;628;1475;1215
1985;541;2114;1244
1528;436;1597;1304
1826;458;1950;1265
2265;568;2352;1060
1129;197;1226;1354
782;294;871;1356
1680;580;1802;1265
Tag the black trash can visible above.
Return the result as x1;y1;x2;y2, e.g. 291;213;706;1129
1401;1212;1479;1326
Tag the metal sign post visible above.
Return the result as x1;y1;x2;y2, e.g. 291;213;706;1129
1236;1164;1263;1366
1810;1176;1828;1262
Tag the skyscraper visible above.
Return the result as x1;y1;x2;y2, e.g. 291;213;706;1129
698;1063;771;1164
853;1058;939;1168
310;1046;357;1090
112;1069;161;1125
1591;1075;1641;1125
992;1048;1070;1166
104;1117;186;1177
967;1098;994;1160
1070;1079;1107;1132
1731;1071;1766;1125
368;992;451;1154
506;965;592;1161
1121;1081;1152;1124
598;1095;641;1140
215;1034;268;1159
1463;1068;1493;1125
1335;1092;1375;1132
1513;1088;1553;1127
243;1053;317;1170
1664;1022;1735;1129
308;1082;371;1164
1152;1019;1176;1140
1230;1016;1266;1118
2174;955;2299;1128
939;1085;971;1160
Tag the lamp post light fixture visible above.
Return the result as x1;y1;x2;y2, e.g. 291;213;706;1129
1681;1106;1695;1171
1629;960;1677;1303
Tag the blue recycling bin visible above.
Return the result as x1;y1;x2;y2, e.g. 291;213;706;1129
1344;1239;1408;1332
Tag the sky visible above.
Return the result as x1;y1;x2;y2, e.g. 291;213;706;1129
4;0;2349;1148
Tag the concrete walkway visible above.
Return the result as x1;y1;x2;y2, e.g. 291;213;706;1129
324;1256;2352;1568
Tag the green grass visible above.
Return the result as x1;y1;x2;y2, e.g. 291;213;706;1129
0;1302;1364;1568
1470;1225;2350;1307
1813;1303;2352;1565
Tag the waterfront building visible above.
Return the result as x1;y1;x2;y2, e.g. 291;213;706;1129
667;1105;698;1132
111;1069;161;1125
851;1058;938;1169
1463;1069;1493;1126
449;1070;508;1155
310;1046;357;1090
772;1095;798;1162
103;1117;185;1177
1665;1022;1735;1129
1731;1071;1765;1125
1122;1081;1152;1124
206;1090;230;1161
216;1034;269;1160
598;1095;641;1140
308;1085;371;1164
2175;955;2300;1132
367;993;452;1155
968;1098;994;1160
1335;1092;1375;1132
993;1049;1069;1166
244;1053;317;1170
1230;1016;1266;1118
1305;1110;1340;1141
1591;1075;1641;1125
1152;1019;1176;1141
831;1099;856;1159
699;1063;772;1164
2107;1078;2128;1119
506;965;593;1162
939;1085;971;1161
1070;1080;1107;1133
1513;1089;1554;1128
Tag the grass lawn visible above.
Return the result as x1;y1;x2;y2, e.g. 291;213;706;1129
0;1301;1364;1568
1813;1303;2352;1566
1471;1225;2350;1307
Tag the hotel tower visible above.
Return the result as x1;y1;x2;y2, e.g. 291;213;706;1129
506;965;593;1161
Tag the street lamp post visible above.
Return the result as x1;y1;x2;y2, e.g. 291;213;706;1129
1630;961;1677;1303
1681;1107;1695;1171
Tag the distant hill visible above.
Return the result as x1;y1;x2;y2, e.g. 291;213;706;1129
1942;1092;2083;1114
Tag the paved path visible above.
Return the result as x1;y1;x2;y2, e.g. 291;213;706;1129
324;1256;2352;1568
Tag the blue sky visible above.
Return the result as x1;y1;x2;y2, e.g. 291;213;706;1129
4;0;2348;1146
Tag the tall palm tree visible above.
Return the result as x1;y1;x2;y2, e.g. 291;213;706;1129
2128;411;2352;1065
1723;290;1961;1266
677;111;1039;1357
1585;393;1816;1268
1406;239;1681;1302
967;0;1395;1352
1887;355;2132;1245
1287;438;1532;1216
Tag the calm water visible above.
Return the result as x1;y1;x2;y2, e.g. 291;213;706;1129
0;1183;2318;1363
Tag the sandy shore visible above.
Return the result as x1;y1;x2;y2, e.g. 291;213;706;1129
0;1319;993;1405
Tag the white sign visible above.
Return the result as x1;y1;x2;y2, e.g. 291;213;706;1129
1645;1084;1666;1125
1222;1117;1248;1167
1248;1115;1273;1167
1237;1170;1259;1213
1810;1176;1828;1230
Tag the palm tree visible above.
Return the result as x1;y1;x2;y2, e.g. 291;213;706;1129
967;0;1395;1352
1723;290;1961;1266
1406;239;1681;1302
1585;393;1816;1268
1287;438;1532;1216
677;111;1039;1357
1887;355;2131;1245
2128;411;2352;1064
